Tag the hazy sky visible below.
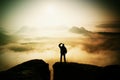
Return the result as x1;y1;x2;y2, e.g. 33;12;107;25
1;0;118;37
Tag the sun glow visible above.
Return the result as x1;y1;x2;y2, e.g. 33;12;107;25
45;4;56;15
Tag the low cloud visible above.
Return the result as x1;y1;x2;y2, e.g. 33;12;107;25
96;21;120;32
78;32;120;66
8;45;33;52
81;38;120;53
69;26;120;64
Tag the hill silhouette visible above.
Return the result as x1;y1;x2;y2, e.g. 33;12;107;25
0;59;50;80
0;60;120;80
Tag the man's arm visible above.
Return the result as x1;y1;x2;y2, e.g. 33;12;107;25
58;43;62;47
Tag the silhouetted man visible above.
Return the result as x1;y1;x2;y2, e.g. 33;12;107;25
58;43;67;62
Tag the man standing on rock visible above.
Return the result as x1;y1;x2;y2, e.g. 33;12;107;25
58;43;67;62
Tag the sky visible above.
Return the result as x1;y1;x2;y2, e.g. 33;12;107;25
1;0;118;37
0;0;120;71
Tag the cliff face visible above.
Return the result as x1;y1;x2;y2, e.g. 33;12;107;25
0;59;50;80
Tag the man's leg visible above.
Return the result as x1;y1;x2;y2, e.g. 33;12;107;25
64;54;66;62
60;54;62;62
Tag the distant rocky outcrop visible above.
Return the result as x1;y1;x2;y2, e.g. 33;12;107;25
53;62;120;80
0;59;50;80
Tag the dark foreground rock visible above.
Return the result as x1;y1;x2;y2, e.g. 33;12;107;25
0;59;50;80
0;60;120;80
53;62;102;80
100;65;120;80
53;62;120;80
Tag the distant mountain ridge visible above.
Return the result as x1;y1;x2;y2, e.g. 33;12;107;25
69;26;120;38
69;26;92;34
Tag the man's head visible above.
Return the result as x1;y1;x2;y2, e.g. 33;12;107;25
59;43;64;47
